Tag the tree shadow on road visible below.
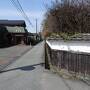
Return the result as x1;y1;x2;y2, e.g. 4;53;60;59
0;63;44;73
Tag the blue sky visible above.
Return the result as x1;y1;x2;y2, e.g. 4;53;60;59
0;0;55;33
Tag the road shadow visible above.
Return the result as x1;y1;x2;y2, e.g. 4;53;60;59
0;63;44;73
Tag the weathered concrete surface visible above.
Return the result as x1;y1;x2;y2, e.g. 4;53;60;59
0;42;90;90
0;45;32;71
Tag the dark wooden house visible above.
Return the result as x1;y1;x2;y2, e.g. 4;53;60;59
0;20;28;47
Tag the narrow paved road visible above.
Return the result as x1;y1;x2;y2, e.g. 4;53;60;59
0;42;90;90
0;45;32;71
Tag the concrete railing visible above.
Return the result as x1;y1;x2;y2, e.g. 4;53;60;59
45;39;90;80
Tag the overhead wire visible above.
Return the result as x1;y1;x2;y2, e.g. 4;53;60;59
16;0;33;27
10;0;22;16
10;0;33;27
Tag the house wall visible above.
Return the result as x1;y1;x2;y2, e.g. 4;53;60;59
0;26;9;47
0;26;27;48
10;33;27;45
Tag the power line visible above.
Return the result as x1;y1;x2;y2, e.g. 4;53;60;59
10;0;22;16
16;0;33;27
14;0;33;27
36;18;38;34
10;0;33;27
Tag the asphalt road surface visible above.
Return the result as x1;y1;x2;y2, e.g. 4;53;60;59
0;45;32;71
0;42;90;90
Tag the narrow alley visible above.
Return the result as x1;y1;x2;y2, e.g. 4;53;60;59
0;42;89;90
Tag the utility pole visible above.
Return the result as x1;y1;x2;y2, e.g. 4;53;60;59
36;18;38;40
36;18;38;34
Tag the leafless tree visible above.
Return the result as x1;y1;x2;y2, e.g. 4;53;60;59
42;0;90;37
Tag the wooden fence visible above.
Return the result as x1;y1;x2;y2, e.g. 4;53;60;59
46;42;90;78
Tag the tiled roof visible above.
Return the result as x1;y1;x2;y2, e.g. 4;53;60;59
0;20;26;27
6;26;26;33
